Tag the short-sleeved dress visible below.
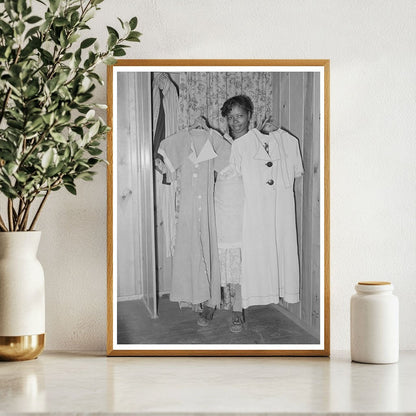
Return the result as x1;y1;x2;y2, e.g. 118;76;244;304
230;128;304;308
158;128;229;307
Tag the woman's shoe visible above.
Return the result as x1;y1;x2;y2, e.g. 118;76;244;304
197;305;215;327
230;311;244;333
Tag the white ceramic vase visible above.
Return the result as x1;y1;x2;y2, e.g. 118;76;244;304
0;231;45;360
350;281;399;364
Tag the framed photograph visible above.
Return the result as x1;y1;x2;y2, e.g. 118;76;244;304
107;60;330;356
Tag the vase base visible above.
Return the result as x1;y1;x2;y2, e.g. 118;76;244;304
0;334;45;361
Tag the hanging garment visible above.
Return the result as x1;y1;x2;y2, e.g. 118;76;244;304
230;128;304;308
158;128;229;307
152;73;179;265
153;88;166;158
214;134;244;288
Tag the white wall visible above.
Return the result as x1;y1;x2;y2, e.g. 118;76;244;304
37;0;416;351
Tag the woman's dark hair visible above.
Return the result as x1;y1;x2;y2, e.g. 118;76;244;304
221;95;254;118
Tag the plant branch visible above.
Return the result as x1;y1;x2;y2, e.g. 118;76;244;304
0;213;8;231
0;45;22;125
20;200;33;231
18;120;58;169
29;189;50;231
14;199;26;231
7;199;14;231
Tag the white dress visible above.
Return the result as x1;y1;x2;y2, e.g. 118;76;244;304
230;128;304;308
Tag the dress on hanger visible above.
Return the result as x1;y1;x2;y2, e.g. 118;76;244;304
158;128;229;307
230;128;304;308
152;73;179;293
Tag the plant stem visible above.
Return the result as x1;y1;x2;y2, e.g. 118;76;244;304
14;199;27;231
29;189;50;231
7;199;14;231
20;200;32;231
0;213;8;231
18;121;58;169
0;46;22;125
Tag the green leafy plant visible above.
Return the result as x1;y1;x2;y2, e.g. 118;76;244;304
0;0;141;231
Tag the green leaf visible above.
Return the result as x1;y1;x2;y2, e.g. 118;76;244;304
126;31;141;42
16;21;25;35
106;26;119;38
103;56;117;65
70;11;80;26
107;33;117;49
25;117;44;133
24;25;40;38
64;183;77;195
68;33;80;44
88;120;100;138
129;17;138;30
0;20;13;35
26;15;42;24
42;112;55;125
50;131;67;143
87;147;102;156
85;109;95;119
5;162;18;176
117;17;125;29
41;148;54;169
59;29;67;47
14;171;28;183
54;17;69;27
77;171;95;181
17;0;26;14
49;0;60;13
80;37;96;49
113;47;126;57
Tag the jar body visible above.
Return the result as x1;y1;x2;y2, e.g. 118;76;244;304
350;283;399;364
0;231;45;360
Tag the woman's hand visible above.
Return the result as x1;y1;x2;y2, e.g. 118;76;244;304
258;116;279;133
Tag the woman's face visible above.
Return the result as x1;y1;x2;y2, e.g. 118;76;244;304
226;105;251;138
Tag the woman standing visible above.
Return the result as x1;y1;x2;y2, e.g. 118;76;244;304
197;95;253;333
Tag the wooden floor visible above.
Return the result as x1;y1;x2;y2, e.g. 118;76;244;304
117;295;319;345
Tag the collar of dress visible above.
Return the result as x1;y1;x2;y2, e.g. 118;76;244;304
188;128;218;164
252;128;284;162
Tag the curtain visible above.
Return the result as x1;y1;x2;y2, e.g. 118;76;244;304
178;72;272;133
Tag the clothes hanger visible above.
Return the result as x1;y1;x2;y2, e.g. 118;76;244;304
258;116;281;133
188;116;209;131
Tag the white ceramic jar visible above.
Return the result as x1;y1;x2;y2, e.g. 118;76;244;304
350;281;399;364
0;231;45;360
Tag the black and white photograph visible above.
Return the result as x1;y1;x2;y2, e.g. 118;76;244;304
107;61;329;355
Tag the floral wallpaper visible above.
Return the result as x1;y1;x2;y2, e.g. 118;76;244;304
178;72;273;133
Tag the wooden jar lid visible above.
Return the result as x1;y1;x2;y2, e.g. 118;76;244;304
358;281;391;285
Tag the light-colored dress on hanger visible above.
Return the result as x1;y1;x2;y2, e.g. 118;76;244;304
158;128;229;307
230;128;304;308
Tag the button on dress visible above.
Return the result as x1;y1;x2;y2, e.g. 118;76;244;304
230;128;304;308
158;128;229;307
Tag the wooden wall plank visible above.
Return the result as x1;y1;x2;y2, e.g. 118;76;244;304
288;72;305;318
301;73;314;328
135;72;157;317
280;72;290;129
311;72;321;336
278;72;290;312
116;73;137;298
272;73;281;126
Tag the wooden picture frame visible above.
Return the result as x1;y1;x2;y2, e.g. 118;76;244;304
107;60;330;356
